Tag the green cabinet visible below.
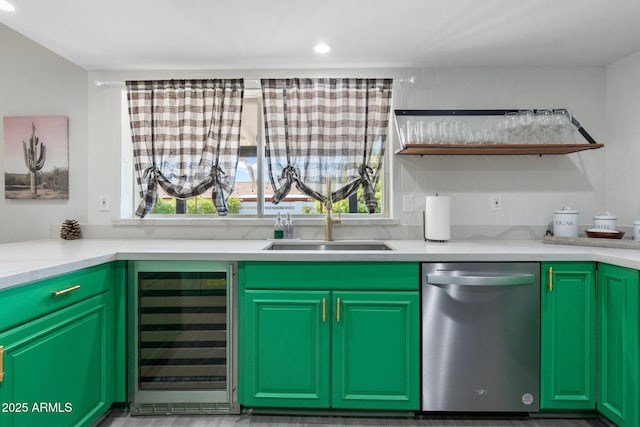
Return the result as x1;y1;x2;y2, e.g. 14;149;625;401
0;262;125;427
597;263;639;427
331;291;419;410
243;290;331;408
540;262;596;410
239;262;419;411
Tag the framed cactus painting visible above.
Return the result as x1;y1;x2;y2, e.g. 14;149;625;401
3;116;69;199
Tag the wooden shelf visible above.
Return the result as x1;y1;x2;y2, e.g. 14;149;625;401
395;143;604;156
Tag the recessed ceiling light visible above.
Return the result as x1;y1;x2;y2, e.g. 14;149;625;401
314;42;331;55
0;0;15;12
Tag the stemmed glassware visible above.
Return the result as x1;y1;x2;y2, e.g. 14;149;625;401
552;109;574;144
518;110;535;144
401;109;576;146
534;109;553;144
504;112;521;144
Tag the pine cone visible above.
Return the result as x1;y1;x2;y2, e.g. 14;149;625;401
60;219;81;240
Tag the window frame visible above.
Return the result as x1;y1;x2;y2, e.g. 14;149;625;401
120;88;391;221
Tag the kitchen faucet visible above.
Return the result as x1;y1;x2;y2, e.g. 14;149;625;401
324;176;341;241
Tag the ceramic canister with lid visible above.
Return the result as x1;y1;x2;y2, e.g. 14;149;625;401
553;206;579;237
634;220;640;240
592;211;617;231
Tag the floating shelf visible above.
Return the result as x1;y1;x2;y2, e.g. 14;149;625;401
396;143;604;156
394;109;603;156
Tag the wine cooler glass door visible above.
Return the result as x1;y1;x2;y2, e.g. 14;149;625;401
129;261;236;412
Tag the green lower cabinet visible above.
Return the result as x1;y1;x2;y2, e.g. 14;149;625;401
597;263;640;427
0;262;125;427
242;288;419;411
331;291;419;410
243;290;331;408
540;262;596;410
0;292;114;427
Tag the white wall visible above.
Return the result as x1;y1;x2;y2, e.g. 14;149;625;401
0;26;88;243
606;50;640;227
1;24;625;242
85;66;607;240
395;66;607;239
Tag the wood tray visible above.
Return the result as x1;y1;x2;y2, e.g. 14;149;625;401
543;235;640;250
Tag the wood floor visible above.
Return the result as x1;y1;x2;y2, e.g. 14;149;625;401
99;410;611;427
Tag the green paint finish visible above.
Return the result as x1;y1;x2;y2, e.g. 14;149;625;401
332;291;419;410
238;262;418;291
0;263;112;332
109;261;127;403
0;293;114;427
240;286;419;410
597;263;639;427
540;262;596;410
243;290;331;408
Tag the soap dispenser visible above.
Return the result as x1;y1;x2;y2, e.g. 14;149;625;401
273;213;284;239
285;213;294;239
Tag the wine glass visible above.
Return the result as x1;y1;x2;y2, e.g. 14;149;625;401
504;112;521;144
534;109;552;144
518;110;535;144
552;109;573;144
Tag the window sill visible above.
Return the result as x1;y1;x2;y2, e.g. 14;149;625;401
112;216;400;227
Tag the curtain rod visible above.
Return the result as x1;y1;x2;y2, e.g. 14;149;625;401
94;76;414;88
94;79;261;88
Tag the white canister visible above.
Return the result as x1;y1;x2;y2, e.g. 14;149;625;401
592;211;617;231
633;220;640;240
553;207;579;237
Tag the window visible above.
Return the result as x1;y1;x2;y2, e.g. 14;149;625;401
122;80;390;218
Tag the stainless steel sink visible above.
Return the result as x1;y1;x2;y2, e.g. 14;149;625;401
263;241;393;251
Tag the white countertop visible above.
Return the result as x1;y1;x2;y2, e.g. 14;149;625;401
2;238;640;291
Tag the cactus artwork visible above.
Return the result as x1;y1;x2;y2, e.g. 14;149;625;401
23;122;46;196
4;116;68;200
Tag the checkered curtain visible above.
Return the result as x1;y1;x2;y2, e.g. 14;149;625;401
261;78;392;213
126;79;244;217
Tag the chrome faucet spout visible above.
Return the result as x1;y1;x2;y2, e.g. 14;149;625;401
324;176;341;241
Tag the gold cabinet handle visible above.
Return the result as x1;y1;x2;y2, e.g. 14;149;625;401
0;345;4;383
52;285;81;297
548;267;553;292
336;297;341;322
322;298;326;322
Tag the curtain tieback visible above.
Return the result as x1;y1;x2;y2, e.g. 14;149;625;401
272;165;304;204
281;165;299;182
142;165;159;181
358;164;377;214
358;164;374;183
209;165;229;216
209;165;228;185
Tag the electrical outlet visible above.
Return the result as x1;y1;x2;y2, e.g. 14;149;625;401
99;194;110;212
402;195;414;212
490;194;503;211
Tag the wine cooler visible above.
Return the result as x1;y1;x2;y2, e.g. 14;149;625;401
128;261;238;414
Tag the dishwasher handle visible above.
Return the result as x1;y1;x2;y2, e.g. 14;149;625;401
426;272;535;287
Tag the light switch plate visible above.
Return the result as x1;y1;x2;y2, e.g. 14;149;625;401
403;195;414;212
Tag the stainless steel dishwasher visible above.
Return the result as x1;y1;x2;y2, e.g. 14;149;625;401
421;262;540;413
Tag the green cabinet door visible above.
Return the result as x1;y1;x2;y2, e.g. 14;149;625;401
0;292;114;427
242;290;331;408
332;291;419;410
597;263;640;427
239;262;420;411
540;262;596;410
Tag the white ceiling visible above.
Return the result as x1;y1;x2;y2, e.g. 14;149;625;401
1;0;640;71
